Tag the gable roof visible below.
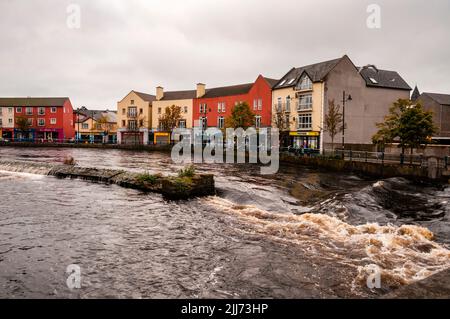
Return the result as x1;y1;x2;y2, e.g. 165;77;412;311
0;97;70;107
133;91;156;102
359;68;411;91
160;90;197;101
263;77;280;88
421;92;450;105
274;57;343;89
76;109;117;123
202;83;253;98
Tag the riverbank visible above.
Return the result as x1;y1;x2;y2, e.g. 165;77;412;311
0;160;215;200
280;154;450;184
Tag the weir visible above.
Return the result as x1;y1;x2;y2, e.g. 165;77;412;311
0;160;215;200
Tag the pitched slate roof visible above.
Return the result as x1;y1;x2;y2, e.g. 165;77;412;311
359;68;411;91
133;91;156;102
200;77;279;99
421;92;450;105
76;109;117;123
0;97;70;107
274;57;343;89
160;90;197;101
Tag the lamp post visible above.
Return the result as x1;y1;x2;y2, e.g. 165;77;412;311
341;91;352;150
76;107;81;144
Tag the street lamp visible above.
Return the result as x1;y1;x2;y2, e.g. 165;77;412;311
341;91;352;150
76;107;81;144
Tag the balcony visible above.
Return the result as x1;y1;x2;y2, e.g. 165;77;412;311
273;103;291;113
127;112;138;118
296;101;313;112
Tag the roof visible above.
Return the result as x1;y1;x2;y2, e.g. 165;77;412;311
133;91;156;102
0;97;70;107
274;57;343;89
420;92;450;105
203;83;254;98
76;109;117;123
199;76;279;99
160;90;197;101
359;67;411;91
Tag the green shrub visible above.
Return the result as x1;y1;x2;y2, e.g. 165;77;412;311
178;165;196;178
137;172;160;185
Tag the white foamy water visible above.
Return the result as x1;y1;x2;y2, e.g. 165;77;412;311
205;196;450;289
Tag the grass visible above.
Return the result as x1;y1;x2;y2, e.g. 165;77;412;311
178;165;196;178
137;172;161;185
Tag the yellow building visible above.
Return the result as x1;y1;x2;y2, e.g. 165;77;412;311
75;107;117;143
151;86;197;144
117;91;155;144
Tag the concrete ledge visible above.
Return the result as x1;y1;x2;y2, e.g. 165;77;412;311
0;160;215;200
0;142;172;152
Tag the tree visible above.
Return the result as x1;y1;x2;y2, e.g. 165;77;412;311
272;107;291;146
323;99;344;151
96;115;110;144
225;102;255;129
373;99;436;155
16;116;31;140
159;105;183;131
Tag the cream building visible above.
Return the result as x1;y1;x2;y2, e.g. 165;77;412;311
117;90;155;144
0;106;15;140
272;55;411;152
151;86;197;132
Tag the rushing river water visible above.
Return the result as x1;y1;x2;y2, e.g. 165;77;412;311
0;147;449;298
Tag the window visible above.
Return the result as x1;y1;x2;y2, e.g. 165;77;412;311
8;107;13;113
277;97;282;112
50;118;56;125
258;98;262;111
287;78;295;85
26;107;33;115
278;80;287;87
38;107;45;115
253;99;258;110
82;123;89;129
218;116;224;129
16;107;22;113
51;107;57;113
0;119;2;126
298;94;313;111
122;108;126;115
369;77;378;84
139;108;143;114
255;116;261;128
128;107;137;117
298;114;312;130
122;120;126;127
130;100;135;105
221;102;226;113
128;120;137;130
139;120;144;127
298;75;313;90
38;118;45;126
184;106;188;113
286;96;291;112
27;118;33;125
96;123;102;130
218;102;225;113
199;103;207;114
178;119;186;129
158;107;162;114
8;118;13;124
285;115;290;129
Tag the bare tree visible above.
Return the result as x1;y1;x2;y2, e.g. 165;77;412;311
323;99;344;151
158;105;183;131
272;107;291;147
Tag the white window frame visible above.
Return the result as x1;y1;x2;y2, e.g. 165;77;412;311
38;118;45;126
82;123;89;129
218;116;224;129
51;107;57;113
38;107;45;115
298;75;313;91
16;107;22;113
298;94;313;111
50;118;57;125
253;99;258;111
286;96;291;112
298;113;312;130
178;119;186;129
258;98;262;111
26;107;33;115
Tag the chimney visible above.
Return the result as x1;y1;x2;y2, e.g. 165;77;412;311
196;83;206;98
156;86;164;100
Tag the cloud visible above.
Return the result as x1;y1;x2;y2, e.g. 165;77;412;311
0;0;449;109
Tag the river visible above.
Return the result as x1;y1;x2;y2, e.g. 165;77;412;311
0;147;449;298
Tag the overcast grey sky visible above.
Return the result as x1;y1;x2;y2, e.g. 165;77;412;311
0;0;449;109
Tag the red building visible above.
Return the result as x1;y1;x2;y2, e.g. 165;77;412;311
193;75;277;130
0;97;75;142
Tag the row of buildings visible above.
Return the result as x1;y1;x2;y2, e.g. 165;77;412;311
1;55;449;151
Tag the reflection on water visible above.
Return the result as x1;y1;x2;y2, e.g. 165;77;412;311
0;147;449;298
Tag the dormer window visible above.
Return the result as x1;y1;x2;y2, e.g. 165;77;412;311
297;75;313;91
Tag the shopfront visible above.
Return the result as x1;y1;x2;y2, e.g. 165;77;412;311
290;131;320;150
36;128;63;142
